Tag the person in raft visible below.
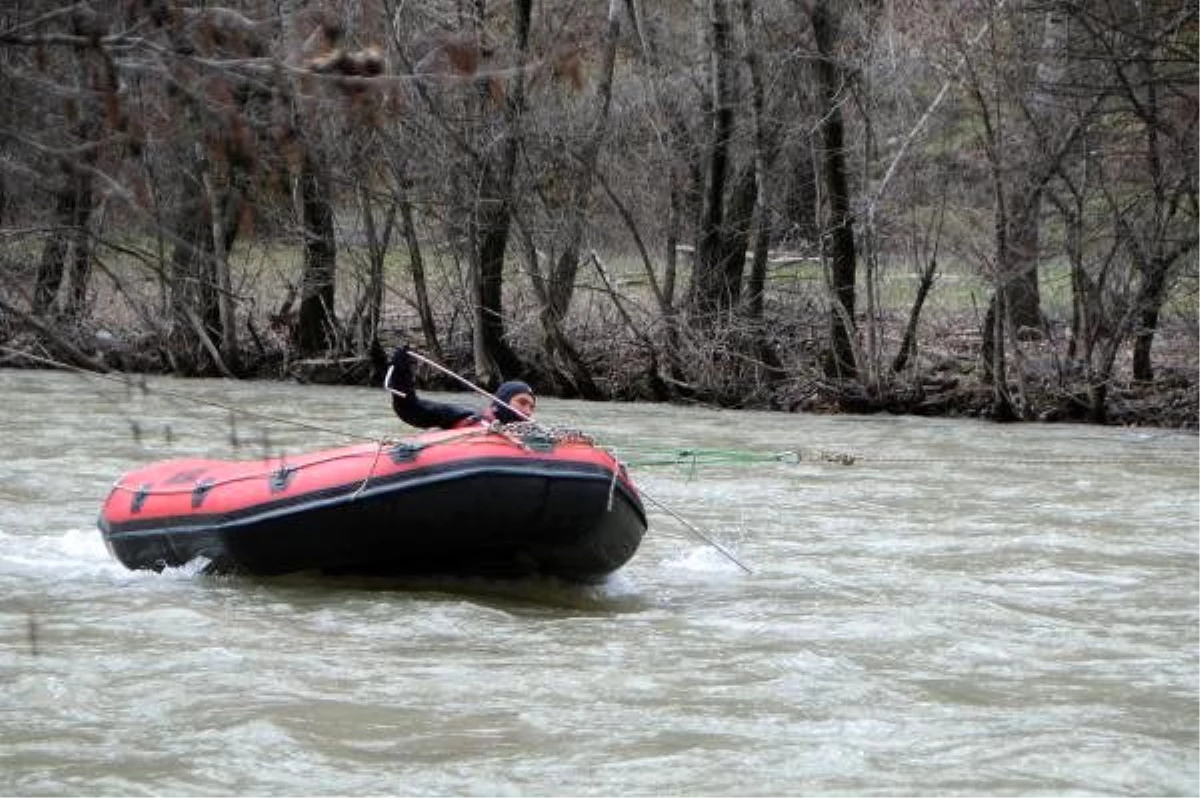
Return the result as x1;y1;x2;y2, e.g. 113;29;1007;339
387;345;537;430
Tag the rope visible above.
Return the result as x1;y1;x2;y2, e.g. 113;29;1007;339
107;444;405;496
638;492;753;574
618;444;1195;470
351;440;388;500
862;455;1197;466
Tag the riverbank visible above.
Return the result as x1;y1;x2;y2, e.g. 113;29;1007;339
2;312;1195;431
778;318;1198;430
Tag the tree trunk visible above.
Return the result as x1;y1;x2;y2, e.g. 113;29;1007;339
690;0;739;323
891;256;937;375
811;0;857;379
472;182;522;380
397;185;442;361
546;0;621;322
1000;205;1042;331
63;188;95;320
469;0;531;383
198;135;251;374
1131;256;1170;382
982;293;1017;421
32;186;75;316
740;0;772;325
204;168;239;373
168;156;222;372
295;153;338;355
352;180;394;357
34;85;100;317
664;167;688;310
519;229;601;398
716;166;757;309
988;9;1073;337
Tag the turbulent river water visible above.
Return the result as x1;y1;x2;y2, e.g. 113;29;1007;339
1;369;1196;796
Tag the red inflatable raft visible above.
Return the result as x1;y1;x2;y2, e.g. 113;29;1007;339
97;424;647;583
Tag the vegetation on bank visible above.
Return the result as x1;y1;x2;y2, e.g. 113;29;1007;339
0;2;1196;430
3;242;1196;430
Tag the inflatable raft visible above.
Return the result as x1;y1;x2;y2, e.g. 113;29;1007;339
97;424;647;583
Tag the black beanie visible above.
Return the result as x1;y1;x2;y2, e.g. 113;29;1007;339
491;380;534;423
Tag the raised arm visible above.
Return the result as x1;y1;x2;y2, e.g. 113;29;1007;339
387;346;478;430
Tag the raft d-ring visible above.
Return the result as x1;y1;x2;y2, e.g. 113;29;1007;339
269;465;296;493
389;442;423;463
191;478;215;509
131;483;151;514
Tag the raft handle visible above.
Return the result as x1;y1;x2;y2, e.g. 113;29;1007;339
269;465;297;493
389;442;423;463
131;483;151;514
191;478;215;509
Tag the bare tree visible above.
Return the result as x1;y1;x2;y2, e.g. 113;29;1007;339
0;0;1191;425
957;3;1095;416
1080;0;1198;383
809;0;858;380
519;1;621;396
28;7;113;322
689;0;751;324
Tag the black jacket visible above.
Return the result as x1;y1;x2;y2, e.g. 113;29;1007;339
391;392;479;430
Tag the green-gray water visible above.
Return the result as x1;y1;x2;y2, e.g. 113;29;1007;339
2;370;1196;795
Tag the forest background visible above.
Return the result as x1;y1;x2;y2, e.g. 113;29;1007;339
1;0;1196;428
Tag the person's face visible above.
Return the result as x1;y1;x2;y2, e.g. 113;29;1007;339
508;392;536;418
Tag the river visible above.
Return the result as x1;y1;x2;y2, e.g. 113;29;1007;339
1;369;1196;796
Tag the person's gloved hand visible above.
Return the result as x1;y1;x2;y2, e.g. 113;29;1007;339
387;345;415;397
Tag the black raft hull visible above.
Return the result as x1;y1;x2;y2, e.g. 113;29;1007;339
98;433;648;584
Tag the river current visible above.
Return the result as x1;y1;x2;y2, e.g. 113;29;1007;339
1;369;1196;796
